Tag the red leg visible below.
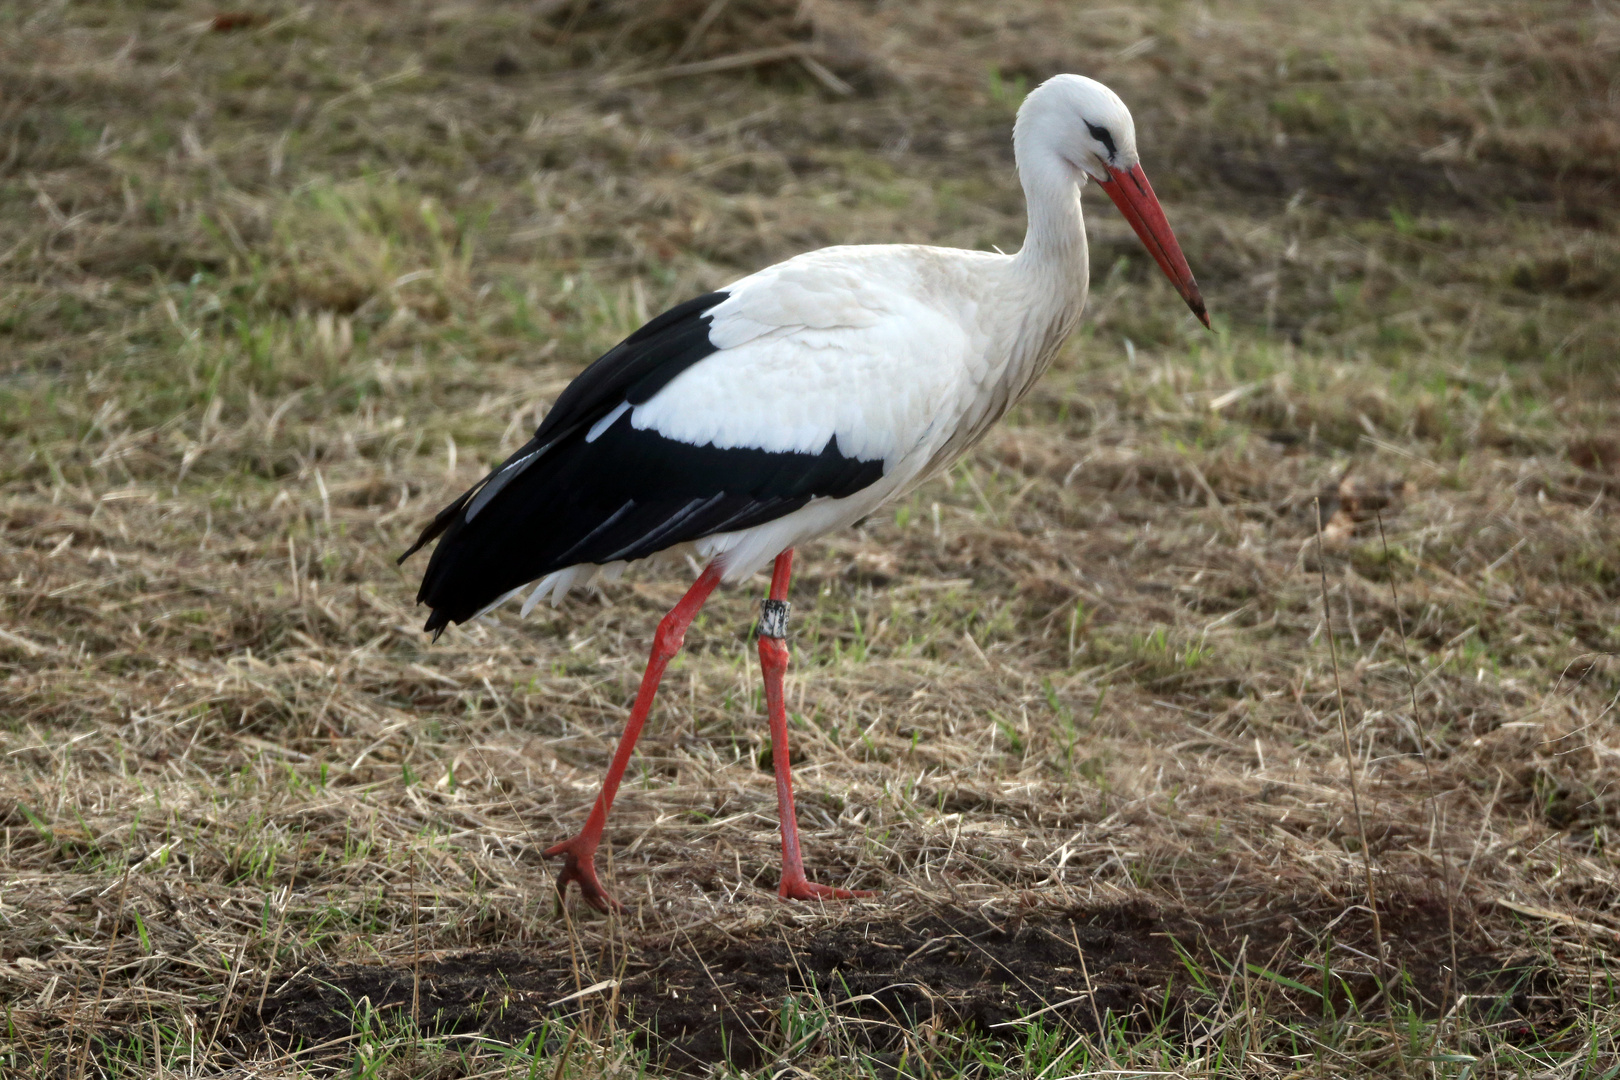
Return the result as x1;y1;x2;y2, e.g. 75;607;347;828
545;562;723;911
759;549;874;902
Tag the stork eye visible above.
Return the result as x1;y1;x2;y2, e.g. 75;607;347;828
1084;121;1117;160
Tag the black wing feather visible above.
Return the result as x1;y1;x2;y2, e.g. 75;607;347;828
400;290;885;632
396;291;729;564
534;291;731;443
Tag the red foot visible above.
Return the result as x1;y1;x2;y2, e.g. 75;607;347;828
778;876;876;902
544;835;622;913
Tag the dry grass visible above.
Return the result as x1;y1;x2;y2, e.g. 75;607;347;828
2;0;1619;1076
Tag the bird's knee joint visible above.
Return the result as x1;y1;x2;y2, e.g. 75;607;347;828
652;620;687;659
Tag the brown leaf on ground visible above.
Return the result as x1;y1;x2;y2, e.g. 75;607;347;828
1570;435;1620;475
210;12;263;32
1317;468;1412;546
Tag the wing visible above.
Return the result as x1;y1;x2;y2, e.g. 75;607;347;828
402;250;975;633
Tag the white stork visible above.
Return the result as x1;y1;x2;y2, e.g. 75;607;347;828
401;74;1207;910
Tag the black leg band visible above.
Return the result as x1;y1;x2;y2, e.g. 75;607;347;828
759;598;791;640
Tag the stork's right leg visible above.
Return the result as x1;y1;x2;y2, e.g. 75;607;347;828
758;550;874;902
544;562;723;911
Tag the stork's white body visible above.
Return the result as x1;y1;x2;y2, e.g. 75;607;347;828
525;235;1089;606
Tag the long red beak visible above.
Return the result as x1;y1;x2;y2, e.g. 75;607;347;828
1097;163;1210;329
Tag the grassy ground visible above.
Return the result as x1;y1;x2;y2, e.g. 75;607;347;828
2;0;1618;1075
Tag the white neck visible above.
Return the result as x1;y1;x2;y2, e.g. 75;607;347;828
1011;138;1089;288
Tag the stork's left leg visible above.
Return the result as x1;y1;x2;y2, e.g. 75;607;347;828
758;549;874;902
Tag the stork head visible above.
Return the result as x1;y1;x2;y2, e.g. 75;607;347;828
1016;74;1209;328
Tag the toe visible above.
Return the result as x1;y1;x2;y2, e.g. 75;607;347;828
779;878;874;902
547;838;622;911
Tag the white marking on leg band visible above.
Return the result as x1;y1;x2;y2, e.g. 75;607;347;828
759;599;791;639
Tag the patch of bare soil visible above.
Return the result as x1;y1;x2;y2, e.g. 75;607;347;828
232;895;1562;1071
1185;136;1616;227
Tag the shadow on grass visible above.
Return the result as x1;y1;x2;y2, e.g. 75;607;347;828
231;892;1569;1073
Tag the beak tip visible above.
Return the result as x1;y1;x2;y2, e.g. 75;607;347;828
1189;297;1211;330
